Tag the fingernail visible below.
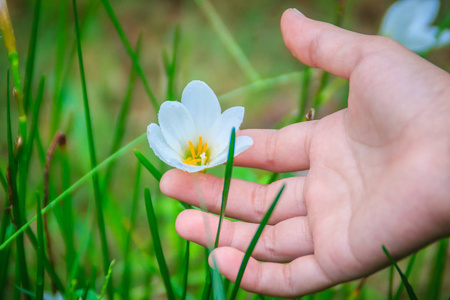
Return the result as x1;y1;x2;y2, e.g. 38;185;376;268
289;8;305;17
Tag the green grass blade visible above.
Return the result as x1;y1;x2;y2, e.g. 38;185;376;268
103;36;142;188
120;162;142;300
218;71;302;104
0;134;146;251
0;219;13;298
394;253;417;300
99;260;116;300
196;0;260;82
164;25;181;100
214;127;236;248
50;0;69;135
72;0;112;296
382;245;418;300
24;227;64;292
35;193;44;300
144;187;175;300
58;147;76;278
23;0;42;112
296;66;311;122
19;75;45;203
134;149;163;182
100;0;158;109
425;238;448;299
230;185;286;300
181;240;190;300
0;169;7;193
7;70;32;300
65;198;94;300
202;248;212;300
388;265;394;300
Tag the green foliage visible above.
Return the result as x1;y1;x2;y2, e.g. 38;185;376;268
0;0;448;299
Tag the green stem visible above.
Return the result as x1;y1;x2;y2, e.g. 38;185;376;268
23;0;42;112
100;0;158;110
72;0;112;296
0;134;146;251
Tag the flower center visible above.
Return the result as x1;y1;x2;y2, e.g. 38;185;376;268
183;136;209;166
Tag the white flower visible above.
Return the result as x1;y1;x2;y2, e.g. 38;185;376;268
147;80;253;173
379;0;450;53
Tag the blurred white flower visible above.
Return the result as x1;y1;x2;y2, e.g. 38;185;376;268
147;80;253;173
43;291;64;300
380;0;450;53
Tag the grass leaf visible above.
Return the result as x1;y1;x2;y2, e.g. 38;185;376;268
23;0;42;112
382;245;418;300
120;162;142;300
214;127;236;248
425;239;448;299
35;193;44;300
71;0;112;295
230;185;285;300
196;0;260;82
144;187;176;300
134;149;163;182
100;0;158;109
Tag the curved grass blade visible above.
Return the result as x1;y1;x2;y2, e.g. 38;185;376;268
103;36;143;188
134;150;163;182
0;169;7;193
163;25;181;101
181;241;190;300
425;239;448;299
35;193;44;300
99;260;116;300
144;187;175;300
100;0;158;109
72;0;112;296
230;185;286;300
0;134;146;251
23;0;42;112
394;253;417;300
382;245;418;300
296;66;311;122
214;127;235;248
7;70;32;300
121;162;142;300
196;0;260;82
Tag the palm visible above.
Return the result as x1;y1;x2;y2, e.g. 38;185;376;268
162;9;450;297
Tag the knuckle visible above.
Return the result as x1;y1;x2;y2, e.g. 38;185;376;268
251;184;268;221
265;130;278;168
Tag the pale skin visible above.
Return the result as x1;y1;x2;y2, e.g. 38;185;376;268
160;9;450;298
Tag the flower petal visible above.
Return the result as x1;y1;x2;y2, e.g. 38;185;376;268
181;80;221;130
206;106;245;158
208;135;253;168
147;123;182;167
158;101;196;155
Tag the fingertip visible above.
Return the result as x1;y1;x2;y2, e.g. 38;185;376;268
209;247;258;283
160;169;188;196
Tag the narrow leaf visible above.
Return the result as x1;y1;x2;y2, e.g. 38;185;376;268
230;185;286;300
382;245;418;300
214;127;235;248
144;187;175;300
134;149;163;181
35;193;45;300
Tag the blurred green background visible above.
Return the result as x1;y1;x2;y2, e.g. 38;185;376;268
1;0;449;299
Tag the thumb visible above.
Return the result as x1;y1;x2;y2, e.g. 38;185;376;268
281;8;390;79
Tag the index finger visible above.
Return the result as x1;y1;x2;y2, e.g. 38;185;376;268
235;121;316;172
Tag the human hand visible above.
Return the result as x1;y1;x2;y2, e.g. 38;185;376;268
160;9;450;297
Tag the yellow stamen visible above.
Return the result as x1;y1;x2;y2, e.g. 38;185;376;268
203;142;208;153
189;141;197;159
197;136;203;156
